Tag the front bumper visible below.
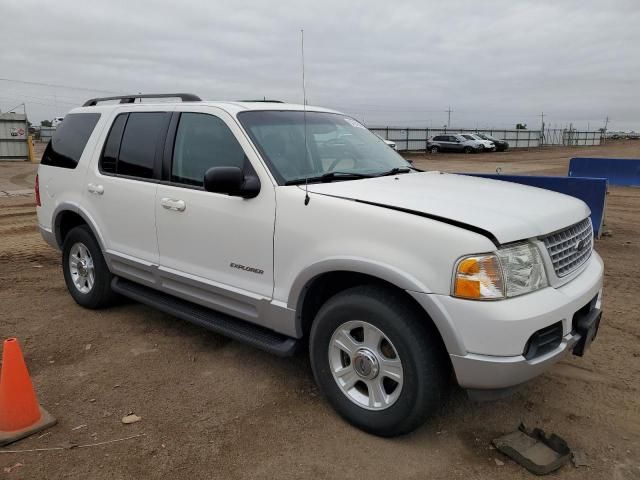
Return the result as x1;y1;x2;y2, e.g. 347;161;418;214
425;252;604;391
450;316;597;392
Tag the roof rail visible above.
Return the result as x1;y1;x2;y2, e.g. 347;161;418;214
239;99;284;103
82;93;201;107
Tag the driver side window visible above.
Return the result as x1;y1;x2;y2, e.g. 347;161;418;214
172;113;246;186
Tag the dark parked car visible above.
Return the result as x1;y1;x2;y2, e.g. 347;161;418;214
475;133;509;151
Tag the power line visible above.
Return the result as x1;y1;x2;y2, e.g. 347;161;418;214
0;78;119;94
0;95;75;107
0;92;78;106
3;87;88;101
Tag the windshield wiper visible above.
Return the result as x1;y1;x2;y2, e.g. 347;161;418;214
374;167;413;177
285;171;373;185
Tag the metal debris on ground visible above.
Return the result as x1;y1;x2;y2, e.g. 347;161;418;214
492;423;572;475
571;449;590;468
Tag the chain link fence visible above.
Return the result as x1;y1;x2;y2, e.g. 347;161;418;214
369;127;603;151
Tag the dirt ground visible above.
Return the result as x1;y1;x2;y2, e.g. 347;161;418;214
0;141;639;479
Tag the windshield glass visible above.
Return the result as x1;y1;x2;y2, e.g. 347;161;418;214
462;135;475;141
238;111;410;184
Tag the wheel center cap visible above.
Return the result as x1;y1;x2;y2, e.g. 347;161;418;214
353;348;379;380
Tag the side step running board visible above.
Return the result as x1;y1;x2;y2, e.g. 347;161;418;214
111;277;298;357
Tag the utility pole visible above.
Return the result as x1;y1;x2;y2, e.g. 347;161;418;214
446;106;452;128
539;112;545;145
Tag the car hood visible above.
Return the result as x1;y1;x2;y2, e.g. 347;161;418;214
305;171;590;244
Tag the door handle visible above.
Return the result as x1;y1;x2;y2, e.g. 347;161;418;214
87;183;104;195
161;198;186;212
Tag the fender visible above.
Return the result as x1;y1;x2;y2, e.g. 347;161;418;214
287;257;432;313
286;257;466;355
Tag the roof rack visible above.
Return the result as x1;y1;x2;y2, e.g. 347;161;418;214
82;93;201;107
239;99;284;103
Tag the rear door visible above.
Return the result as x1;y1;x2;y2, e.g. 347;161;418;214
84;109;171;285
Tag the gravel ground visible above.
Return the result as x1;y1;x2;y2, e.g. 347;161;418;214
0;141;639;479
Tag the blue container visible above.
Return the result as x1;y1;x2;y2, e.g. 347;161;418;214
569;157;640;186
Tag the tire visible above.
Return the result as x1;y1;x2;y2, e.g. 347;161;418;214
309;285;449;437
62;225;117;309
463;146;473;154
430;146;439;154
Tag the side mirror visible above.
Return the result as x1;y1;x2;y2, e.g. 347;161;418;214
203;166;260;199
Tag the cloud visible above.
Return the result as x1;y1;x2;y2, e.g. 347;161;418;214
1;0;638;130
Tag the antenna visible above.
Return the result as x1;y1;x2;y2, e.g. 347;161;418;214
301;29;307;107
301;28;310;205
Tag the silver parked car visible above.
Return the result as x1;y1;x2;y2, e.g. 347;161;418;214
462;134;495;151
373;132;397;150
427;134;483;154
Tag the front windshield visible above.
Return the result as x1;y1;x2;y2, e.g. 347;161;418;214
238;111;410;184
462;135;476;141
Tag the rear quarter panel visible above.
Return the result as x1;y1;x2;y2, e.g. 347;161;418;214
36;110;111;235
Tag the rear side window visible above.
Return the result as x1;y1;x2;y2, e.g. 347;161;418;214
433;136;444;141
171;113;246;186
100;114;127;174
41;113;101;169
100;112;167;179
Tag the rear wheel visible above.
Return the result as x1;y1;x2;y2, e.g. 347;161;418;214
309;285;448;437
62;225;117;309
430;146;439;154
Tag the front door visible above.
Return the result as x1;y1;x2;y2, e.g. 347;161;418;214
155;108;276;322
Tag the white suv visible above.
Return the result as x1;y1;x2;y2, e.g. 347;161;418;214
36;93;603;437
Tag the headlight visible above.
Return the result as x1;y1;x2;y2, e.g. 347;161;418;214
453;243;548;300
497;243;548;297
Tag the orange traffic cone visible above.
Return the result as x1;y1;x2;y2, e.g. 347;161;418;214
0;338;56;446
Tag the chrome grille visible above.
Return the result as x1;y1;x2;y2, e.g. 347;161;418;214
542;218;593;277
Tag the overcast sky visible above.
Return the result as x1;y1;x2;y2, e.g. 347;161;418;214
1;0;639;130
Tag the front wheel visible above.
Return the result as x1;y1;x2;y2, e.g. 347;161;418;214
309;285;449;437
62;225;117;309
463;146;474;154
